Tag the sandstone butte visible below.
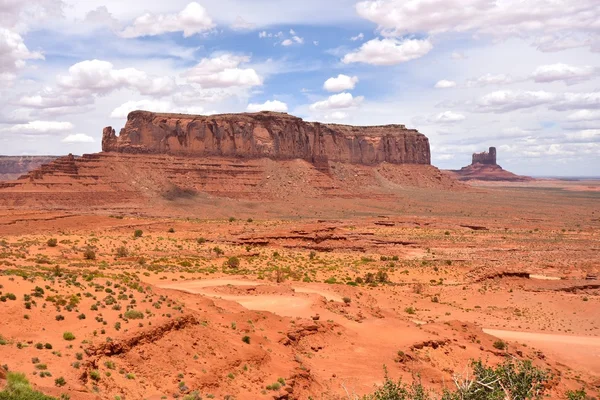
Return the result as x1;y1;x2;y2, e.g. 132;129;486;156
449;146;532;182
102;110;431;165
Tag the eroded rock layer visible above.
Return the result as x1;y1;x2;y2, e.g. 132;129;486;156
102;111;431;165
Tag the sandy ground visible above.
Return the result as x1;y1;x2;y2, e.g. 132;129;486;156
0;180;599;399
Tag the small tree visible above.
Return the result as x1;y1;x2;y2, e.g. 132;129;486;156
134;229;143;238
226;257;240;268
47;238;58;247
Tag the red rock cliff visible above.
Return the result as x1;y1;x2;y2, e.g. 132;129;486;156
102;111;431;165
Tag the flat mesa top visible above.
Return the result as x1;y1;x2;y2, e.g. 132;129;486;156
126;110;421;135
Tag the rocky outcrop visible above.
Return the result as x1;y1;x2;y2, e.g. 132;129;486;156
0;156;59;181
102;111;431;165
449;147;532;182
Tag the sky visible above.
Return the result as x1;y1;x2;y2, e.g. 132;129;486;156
1;0;599;176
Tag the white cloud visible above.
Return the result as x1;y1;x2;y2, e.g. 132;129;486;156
246;100;288;112
230;16;255;31
324;74;359;92
466;73;514;87
1;121;73;135
293;36;304;44
355;0;600;51
451;51;467;60
350;33;364;41
281;35;304;46
434;80;456;89
342;38;432;66
0;28;44;80
434;111;466;123
324;111;349;120
552;92;600;111
120;2;215;38
309;92;364;111
567;110;600;122
61;133;95;143
57;59;175;96
281;39;293;46
476;90;557;113
110;100;205;119
183;54;262;88
531;63;597;85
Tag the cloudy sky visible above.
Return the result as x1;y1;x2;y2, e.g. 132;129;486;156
1;0;599;176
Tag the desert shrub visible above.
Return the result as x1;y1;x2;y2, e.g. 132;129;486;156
404;307;416;315
44;343;52;350
197;237;206;244
343;297;351;304
242;336;250;344
566;388;587;400
213;247;224;256
492;340;506;350
0;372;56;399
228;217;236;222
83;249;96;260
54;377;66;387
363;360;549;400
376;270;389;283
133;230;143;238
168;228;175;233
115;246;128;257
124;310;144;320
46;239;58;247
226;257;240;268
62;332;75;341
89;370;100;381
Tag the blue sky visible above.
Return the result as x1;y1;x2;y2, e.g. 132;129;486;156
1;0;599;176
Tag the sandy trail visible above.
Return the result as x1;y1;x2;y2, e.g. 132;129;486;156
484;329;600;374
158;279;343;319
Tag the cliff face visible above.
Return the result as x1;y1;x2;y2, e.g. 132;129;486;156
0;156;59;181
102;111;431;165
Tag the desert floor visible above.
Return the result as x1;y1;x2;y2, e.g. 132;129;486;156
0;180;599;399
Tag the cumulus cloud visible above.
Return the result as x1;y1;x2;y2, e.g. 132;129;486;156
434;80;456;89
355;0;600;51
324;74;359;92
230;16;255;31
246;100;288;112
309;92;364;111
324;111;349;120
552;92;600;111
61;133;95;143
476;90;557;113
351;33;364;41
434;111;466;123
342;38;432;65
184;54;262;88
0;121;73;135
567;110;600;122
57;59;176;96
531;63;597;85
466;73;514;87
0;28;44;80
110;100;205;119
120;2;215;38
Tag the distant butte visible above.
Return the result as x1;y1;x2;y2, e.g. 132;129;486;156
102;110;431;165
449;147;532;182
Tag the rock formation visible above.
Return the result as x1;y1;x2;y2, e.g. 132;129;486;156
472;147;496;165
0;156;59;181
102;111;431;165
449;147;532;182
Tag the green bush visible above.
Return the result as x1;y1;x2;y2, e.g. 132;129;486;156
0;372;56;399
83;249;96;260
226;257;240;268
46;239;58;247
124;310;144;319
62;332;75;341
242;336;250;344
363;359;549;400
566;388;587;400
116;246;128;257
492;340;506;350
134;230;143;238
